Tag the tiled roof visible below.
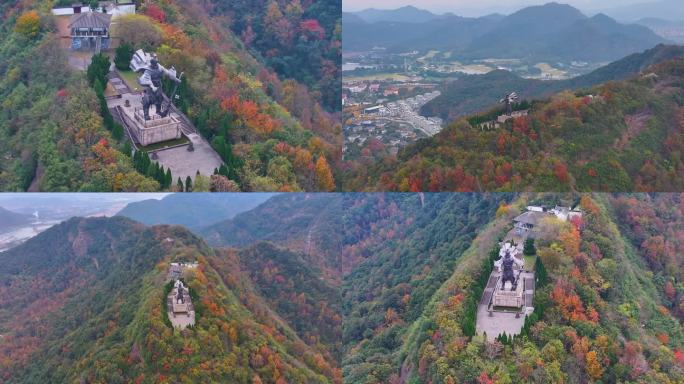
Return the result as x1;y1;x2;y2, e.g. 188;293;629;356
69;12;111;29
513;211;547;226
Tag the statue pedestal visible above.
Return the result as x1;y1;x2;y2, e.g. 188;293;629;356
120;97;182;147
492;276;525;309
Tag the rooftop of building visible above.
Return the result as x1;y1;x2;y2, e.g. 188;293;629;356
69;11;111;29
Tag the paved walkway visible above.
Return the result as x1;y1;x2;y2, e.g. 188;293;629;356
476;270;535;341
154;133;223;183
167;289;195;330
106;79;224;182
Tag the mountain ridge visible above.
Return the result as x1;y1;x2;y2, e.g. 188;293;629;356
116;193;275;230
344;56;684;192
421;44;684;121
0;216;341;383
0;206;33;231
343;2;667;63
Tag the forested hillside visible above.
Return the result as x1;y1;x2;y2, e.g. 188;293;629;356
347;194;684;383
0;217;339;383
0;0;341;192
2;194;684;382
343;58;684;192
611;194;684;324
421;44;684;122
0;5;159;192
201;193;345;278
235;243;342;362
116;192;274;229
206;0;341;112
339;193;513;382
139;0;341;192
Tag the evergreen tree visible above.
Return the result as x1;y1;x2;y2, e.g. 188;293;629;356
147;162;156;178
93;79;104;97
524;238;536;256
86;53;110;87
177;177;183;191
219;164;229;177
112;123;123;140
157;165;165;185
142;153;151;174
114;42;135;71
535;256;548;286
185;176;193;192
165;169;172;189
122;141;132;157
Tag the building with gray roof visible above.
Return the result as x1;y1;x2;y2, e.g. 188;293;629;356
68;11;111;52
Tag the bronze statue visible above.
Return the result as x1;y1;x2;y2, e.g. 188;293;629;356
495;242;524;291
131;50;181;120
500;92;518;116
176;282;185;304
500;251;517;291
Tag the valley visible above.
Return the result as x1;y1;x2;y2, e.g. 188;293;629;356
341;48;684;192
341;3;684;176
1;192;683;383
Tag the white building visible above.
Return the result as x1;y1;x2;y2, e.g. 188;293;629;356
51;2;136;17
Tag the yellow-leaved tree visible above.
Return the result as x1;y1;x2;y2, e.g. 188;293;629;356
15;11;40;38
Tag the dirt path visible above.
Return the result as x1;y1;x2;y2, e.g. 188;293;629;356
615;110;651;150
27;163;44;192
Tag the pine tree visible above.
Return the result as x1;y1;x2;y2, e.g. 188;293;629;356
157;165;165;185
147;162;156;178
112;123;123;140
165;169;172;189
535;256;548;286
143;153;151;174
114;42;134;71
122;141;132;157
524;238;536;256
219;164;229;177
185;176;193;192
177;177;184;191
93;79;104;97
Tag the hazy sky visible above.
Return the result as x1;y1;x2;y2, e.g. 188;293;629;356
343;0;658;16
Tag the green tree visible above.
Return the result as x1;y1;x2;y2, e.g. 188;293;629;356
524;238;536;256
112;123;123;140
185;176;192;192
114;42;135;71
165;168;172;189
14;11;40;38
87;54;110;87
193;174;210;192
122;141;132;157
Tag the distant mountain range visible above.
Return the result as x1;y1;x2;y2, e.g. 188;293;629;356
600;0;684;22
116;193;274;230
0;206;33;231
421;44;684;121
349;6;453;23
344;2;668;63
635;17;684;43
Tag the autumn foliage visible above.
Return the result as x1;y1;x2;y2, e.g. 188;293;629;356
14;11;40;38
220;95;280;137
